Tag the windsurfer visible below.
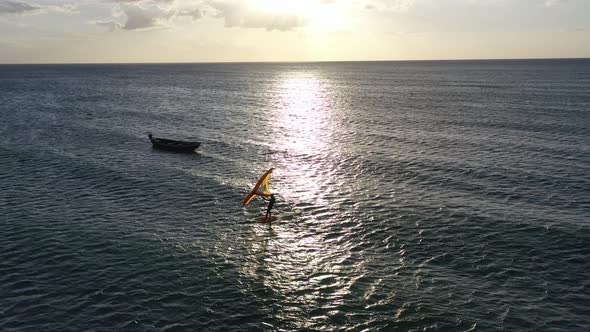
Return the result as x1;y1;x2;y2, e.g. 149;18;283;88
263;194;276;218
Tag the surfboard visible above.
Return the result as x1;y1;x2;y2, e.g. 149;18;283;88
256;216;278;223
242;168;273;207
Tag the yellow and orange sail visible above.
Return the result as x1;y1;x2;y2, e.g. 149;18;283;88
242;168;273;207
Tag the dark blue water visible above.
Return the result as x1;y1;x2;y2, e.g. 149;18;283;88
1;60;589;331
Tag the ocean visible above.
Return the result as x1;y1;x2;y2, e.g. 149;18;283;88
0;59;589;331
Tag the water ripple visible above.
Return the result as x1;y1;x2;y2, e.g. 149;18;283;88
1;61;590;331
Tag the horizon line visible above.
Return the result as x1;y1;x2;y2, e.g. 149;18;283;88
1;57;589;66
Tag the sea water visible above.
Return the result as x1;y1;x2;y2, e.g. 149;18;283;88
1;60;589;331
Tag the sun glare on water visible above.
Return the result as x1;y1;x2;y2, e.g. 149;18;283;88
273;73;332;154
270;72;338;204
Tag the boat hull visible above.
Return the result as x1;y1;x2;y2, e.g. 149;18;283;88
149;135;201;153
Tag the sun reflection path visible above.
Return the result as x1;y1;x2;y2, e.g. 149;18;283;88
230;72;377;330
272;73;334;155
271;72;338;205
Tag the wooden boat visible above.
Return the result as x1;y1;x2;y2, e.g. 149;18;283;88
148;133;201;153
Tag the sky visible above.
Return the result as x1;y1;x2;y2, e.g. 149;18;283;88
0;0;589;63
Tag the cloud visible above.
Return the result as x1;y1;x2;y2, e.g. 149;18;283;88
100;0;310;32
121;4;173;30
110;0;175;2
544;0;567;6
362;0;418;12
0;1;41;14
0;1;76;15
363;0;416;12
179;7;202;20
98;2;174;31
204;0;308;31
95;20;122;32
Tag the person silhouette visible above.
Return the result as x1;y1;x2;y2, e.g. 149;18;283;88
263;194;276;219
